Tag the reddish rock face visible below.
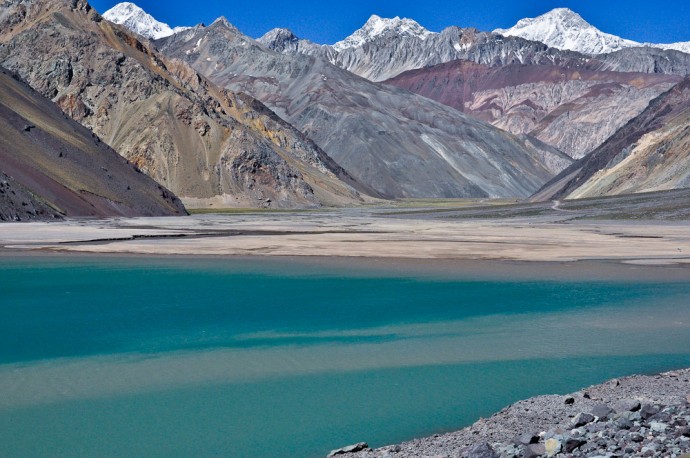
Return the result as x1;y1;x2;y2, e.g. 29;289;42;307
57;93;90;121
533;77;690;201
385;60;681;158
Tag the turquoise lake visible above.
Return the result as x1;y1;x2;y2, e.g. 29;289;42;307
1;256;690;457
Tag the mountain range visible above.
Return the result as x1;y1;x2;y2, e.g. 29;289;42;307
98;3;690;202
1;0;689;219
156;19;562;199
0;0;369;210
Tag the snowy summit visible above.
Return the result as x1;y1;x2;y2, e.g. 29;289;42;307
494;8;638;55
103;2;189;40
332;15;433;51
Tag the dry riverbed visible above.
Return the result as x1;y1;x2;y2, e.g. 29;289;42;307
0;206;689;266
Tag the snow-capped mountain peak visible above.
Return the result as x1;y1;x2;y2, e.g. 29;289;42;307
103;2;189;40
494;7;640;55
332;14;433;51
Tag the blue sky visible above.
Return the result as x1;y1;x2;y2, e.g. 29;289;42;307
89;0;690;45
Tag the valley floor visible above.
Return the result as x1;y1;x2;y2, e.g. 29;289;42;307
1;191;690;269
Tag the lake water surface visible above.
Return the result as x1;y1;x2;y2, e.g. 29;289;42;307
1;256;690;457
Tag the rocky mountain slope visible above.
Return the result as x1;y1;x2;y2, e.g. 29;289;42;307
157;19;567;199
495;8;690;55
0;0;366;209
102;2;188;39
532;77;690;201
0;66;186;221
385;60;680;158
261;16;690;83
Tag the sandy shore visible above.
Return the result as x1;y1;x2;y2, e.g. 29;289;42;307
0;208;689;267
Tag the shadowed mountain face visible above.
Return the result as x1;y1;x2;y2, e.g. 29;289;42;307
531;78;690;201
261;25;690;84
157;21;565;199
0;66;186;221
385;61;680;158
0;0;365;209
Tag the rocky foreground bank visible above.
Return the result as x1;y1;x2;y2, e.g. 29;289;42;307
331;368;690;458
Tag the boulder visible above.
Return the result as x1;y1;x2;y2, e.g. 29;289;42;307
640;404;660;420
523;443;546;458
650;421;668;432
615;417;634;430
591;404;614;419
564;438;587;453
614;399;641;413
327;442;369;457
465;442;498;458
544;438;561;457
676;426;690;438
571;412;595;427
514;433;540;445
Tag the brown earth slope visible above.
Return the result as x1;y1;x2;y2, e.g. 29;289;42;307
0;66;186;221
385;60;680;158
532;77;690;201
0;0;367;209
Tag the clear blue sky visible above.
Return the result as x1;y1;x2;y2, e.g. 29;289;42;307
89;0;690;45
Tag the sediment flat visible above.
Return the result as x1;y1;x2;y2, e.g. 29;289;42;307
1;205;689;268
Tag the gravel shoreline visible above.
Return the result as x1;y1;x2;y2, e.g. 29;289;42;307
333;368;690;458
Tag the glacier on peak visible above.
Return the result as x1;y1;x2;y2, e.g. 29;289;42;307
494;8;639;55
494;7;690;56
332;14;433;51
103;2;189;40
